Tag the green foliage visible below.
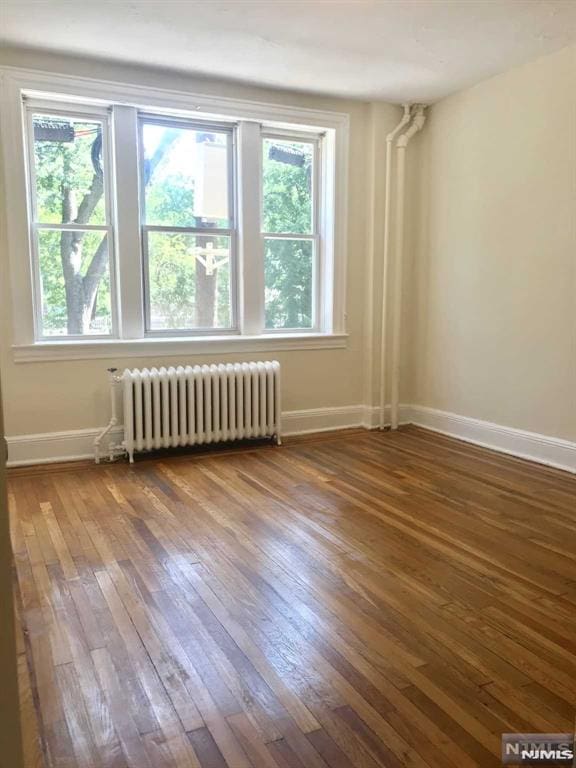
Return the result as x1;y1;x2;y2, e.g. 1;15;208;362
146;170;194;228
264;238;312;329
262;140;313;329
262;141;312;235
147;231;231;329
146;169;199;328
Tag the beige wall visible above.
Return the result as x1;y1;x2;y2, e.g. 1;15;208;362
411;44;576;441
3;44;574;446
362;103;424;415
0;47;400;438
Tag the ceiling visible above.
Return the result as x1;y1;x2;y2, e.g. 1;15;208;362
1;1;576;102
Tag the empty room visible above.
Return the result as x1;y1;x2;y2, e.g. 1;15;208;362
0;1;575;767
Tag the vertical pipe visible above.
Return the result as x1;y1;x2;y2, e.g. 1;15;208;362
93;367;120;463
390;146;407;430
390;106;427;430
124;369;135;463
379;105;411;429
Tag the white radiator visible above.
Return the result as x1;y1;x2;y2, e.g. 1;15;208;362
119;361;281;462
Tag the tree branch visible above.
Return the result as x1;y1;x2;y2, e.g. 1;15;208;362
74;170;104;226
82;236;108;306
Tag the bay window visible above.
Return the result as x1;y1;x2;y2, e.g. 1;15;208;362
2;70;347;360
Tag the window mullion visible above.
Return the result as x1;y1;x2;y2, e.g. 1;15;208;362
237;120;264;335
112;105;144;339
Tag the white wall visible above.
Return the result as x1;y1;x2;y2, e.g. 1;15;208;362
0;47;400;439
411;43;576;443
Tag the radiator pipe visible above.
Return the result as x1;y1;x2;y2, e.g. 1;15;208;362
379;104;412;429
93;368;123;463
390;105;427;430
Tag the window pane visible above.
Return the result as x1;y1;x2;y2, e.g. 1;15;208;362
37;230;112;336
142;122;231;228
262;138;313;234
264;238;313;329
32;114;107;225
146;232;232;330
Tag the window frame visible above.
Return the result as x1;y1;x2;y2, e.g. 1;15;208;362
24;101;118;341
138;113;239;336
261;129;322;333
1;67;350;362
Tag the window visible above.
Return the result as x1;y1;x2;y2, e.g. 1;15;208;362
28;108;115;338
140;117;235;332
262;135;318;330
6;74;347;358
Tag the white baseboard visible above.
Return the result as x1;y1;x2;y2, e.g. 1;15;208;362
408;405;576;475
361;404;412;430
6;406;372;467
7;404;576;474
282;405;366;436
6;426;125;467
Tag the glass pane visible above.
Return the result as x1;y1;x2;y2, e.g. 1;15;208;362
264;238;313;329
262;138;313;234
147;232;232;330
32;114;107;225
37;230;112;336
142;122;231;228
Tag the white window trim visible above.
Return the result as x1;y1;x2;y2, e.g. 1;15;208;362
0;65;350;361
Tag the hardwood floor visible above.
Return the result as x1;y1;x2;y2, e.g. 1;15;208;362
9;426;576;768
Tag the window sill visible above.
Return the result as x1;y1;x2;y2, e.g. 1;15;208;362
12;333;348;363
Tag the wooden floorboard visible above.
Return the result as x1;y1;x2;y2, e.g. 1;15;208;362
9;426;576;767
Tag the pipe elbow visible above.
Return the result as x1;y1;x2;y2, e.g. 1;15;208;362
413;113;427;132
397;107;427;147
385;103;412;143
